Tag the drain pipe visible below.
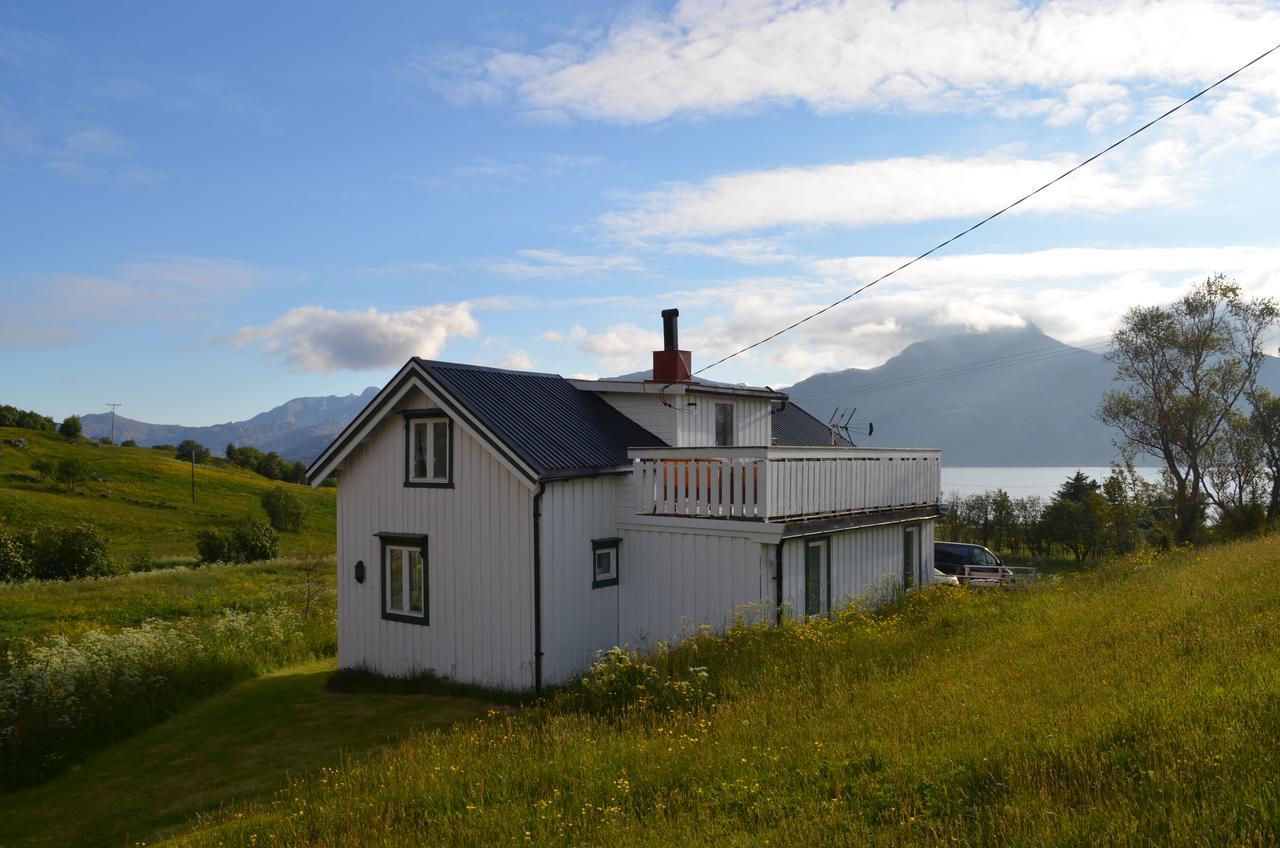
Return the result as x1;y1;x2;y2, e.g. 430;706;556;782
533;482;546;693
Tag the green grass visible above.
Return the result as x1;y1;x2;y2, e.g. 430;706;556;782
0;556;333;645
0;658;489;848
170;536;1280;847
0;427;334;562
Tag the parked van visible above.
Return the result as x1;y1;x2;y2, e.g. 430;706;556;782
934;542;1016;585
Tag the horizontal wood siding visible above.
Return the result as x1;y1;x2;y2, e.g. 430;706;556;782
618;527;772;647
597;392;675;445
541;476;621;685
674;393;771;447
780;520;938;619
336;387;534;688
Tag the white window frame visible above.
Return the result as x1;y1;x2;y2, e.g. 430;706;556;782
380;535;428;624
404;411;452;488
592;538;620;589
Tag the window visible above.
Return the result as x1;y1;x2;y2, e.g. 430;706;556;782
903;526;918;589
378;534;428;624
592;537;620;589
404;410;452;487
804;538;829;618
714;403;735;447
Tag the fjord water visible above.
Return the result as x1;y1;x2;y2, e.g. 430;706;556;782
941;466;1163;501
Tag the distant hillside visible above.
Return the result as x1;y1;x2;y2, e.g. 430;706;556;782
785;325;1280;466
0;428;335;561
79;387;378;463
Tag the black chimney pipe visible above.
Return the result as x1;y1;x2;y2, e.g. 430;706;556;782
661;308;679;352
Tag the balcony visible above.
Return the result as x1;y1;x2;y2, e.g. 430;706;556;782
629;446;941;523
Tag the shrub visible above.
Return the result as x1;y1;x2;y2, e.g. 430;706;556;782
30;524;117;581
30;457;53;482
54;457;86;491
261;486;305;532
152;444;175;451
0;606;327;788
195;529;236;564
575;645;714;717
175;440;210;463
57;415;82;440
0;529;34;582
120;439;138;448
0;405;55;432
232;518;280;562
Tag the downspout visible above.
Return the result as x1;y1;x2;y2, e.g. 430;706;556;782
774;540;784;626
533;481;546;693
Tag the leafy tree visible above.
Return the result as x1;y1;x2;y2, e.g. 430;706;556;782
1098;275;1279;544
1042;492;1107;562
54;457;86;492
261;486;305;532
286;461;308;485
30;457;53;482
231;518;280;562
195;529;236;564
58;415;82;440
1204;410;1266;533
1054;471;1101;503
175;440;211;463
1249;388;1280;521
30;524;116;580
0;405;55;431
255;451;288;481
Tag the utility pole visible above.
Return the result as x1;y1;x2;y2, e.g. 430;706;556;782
106;403;122;445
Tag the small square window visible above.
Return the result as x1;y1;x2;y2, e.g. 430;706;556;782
405;412;452;487
714;403;734;447
591;538;620;589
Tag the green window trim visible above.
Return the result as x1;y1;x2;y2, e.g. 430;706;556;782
377;533;430;625
591;537;621;589
402;409;454;489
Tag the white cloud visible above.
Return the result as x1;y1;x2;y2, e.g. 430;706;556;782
482;248;645;277
601;152;1176;239
499;349;536;370
419;0;1280;125
540;324;588;343
231;303;479;373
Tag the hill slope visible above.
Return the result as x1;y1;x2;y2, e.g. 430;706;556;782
78;387;378;463
0;428;334;561
170;536;1280;846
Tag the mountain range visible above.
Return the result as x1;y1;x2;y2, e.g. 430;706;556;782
78;326;1280;466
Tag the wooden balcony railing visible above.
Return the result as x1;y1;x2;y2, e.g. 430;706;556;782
629;447;941;522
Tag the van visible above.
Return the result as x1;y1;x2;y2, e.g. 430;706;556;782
934;542;1015;585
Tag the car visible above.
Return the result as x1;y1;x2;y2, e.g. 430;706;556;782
934;541;1015;585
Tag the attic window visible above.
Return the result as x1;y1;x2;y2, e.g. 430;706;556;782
404;410;453;488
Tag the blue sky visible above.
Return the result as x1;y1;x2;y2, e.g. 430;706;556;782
5;0;1280;425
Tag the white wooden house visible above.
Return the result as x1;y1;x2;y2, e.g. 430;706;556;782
308;309;941;690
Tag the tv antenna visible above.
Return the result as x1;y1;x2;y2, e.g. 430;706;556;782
828;407;873;446
106;403;122;445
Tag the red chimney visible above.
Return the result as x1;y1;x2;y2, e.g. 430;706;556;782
651;308;692;382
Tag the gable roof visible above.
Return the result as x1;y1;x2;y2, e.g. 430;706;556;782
416;359;667;480
771;402;853;447
307;358;667;487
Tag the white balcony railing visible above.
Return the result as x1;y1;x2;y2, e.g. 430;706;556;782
629;447;941;522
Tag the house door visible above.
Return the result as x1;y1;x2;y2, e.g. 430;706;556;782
804;539;829;618
903;526;918;590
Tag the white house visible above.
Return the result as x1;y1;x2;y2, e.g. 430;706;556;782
307;309;941;690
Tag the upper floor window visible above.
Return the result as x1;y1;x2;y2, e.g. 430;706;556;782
714;403;735;447
404;410;453;488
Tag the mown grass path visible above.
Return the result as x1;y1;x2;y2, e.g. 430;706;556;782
0;658;488;848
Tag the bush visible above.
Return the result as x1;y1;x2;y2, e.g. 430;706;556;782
175;440;210;463
196;519;280;564
120;439;138;448
58;415;82;440
30;457;53;482
30;524;117;581
232;518;280;562
0;529;34;582
54;457;86;491
261;486;305;532
575;646;713;717
0;405;55;432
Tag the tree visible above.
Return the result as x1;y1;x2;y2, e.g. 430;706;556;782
30;457;53;482
1054;471;1101;503
175;440;211;464
54;457;86;492
1098;275;1279;544
1249;388;1280;521
58;415;82;440
255;451;288;481
1203;410;1266;533
1042;492;1107;562
261;485;305;532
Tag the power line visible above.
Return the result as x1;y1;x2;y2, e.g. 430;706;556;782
695;39;1280;376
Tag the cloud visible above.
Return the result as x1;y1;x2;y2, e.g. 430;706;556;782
231;303;480;372
600;152;1177;239
499;349;536;370
418;0;1280;125
46;127;163;184
481;248;645;278
540;325;587;343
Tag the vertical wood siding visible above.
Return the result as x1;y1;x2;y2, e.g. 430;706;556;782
673;393;771;447
780;520;938;619
540;476;623;685
336;387;535;689
617;527;772;647
597;392;676;444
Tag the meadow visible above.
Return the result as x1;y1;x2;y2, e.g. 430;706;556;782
0;427;335;562
168;536;1280;847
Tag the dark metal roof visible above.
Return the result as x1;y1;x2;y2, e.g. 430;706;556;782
416;359;667;479
771;402;853;447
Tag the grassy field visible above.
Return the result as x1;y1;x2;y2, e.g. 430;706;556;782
0;556;332;645
0;427;335;562
0;658;489;848
166;536;1280;847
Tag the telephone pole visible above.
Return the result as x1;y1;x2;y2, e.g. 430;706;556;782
105;403;122;445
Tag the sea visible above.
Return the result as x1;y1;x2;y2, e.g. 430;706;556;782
940;467;1163;502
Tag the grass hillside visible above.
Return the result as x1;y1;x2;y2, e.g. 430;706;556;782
172;537;1280;847
0;427;334;562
